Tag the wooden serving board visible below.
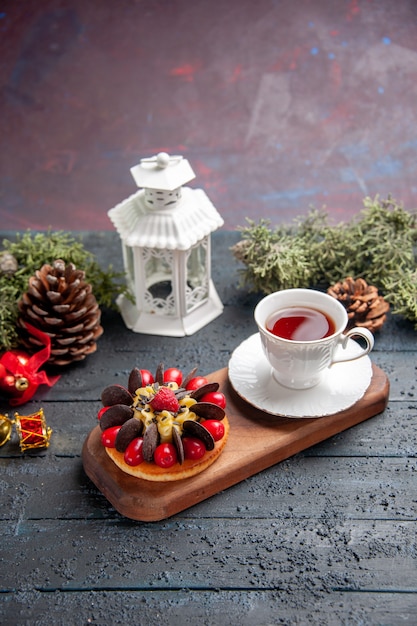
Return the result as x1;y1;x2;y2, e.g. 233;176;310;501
82;364;389;522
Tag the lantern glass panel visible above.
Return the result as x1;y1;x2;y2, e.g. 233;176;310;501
124;245;135;291
143;248;176;316
185;239;209;313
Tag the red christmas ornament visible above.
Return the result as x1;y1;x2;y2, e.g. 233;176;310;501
15;409;52;451
0;409;52;451
0;322;60;406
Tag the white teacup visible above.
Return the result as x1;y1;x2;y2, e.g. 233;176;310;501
254;288;374;389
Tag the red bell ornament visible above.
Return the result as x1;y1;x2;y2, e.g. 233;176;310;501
0;322;60;406
0;352;31;397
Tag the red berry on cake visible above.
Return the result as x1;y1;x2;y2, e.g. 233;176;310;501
150;386;180;413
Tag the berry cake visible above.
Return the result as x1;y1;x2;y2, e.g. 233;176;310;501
98;364;229;482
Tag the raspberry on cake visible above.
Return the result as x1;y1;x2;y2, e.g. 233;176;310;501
149;386;180;413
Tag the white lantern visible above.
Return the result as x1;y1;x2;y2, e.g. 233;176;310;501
108;152;224;336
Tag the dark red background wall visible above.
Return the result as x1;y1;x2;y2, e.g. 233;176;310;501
1;0;417;231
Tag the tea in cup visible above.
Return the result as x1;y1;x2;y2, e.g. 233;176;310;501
254;288;374;389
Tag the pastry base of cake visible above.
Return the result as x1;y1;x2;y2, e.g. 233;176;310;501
105;417;230;482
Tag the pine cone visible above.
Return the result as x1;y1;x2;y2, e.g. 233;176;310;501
17;259;104;366
327;277;390;332
0;251;18;276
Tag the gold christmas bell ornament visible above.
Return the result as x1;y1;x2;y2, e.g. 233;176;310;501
0;414;13;446
108;152;224;336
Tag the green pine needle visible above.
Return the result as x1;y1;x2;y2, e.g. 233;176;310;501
232;195;417;327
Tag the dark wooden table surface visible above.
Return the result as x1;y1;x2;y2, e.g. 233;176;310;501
1;231;416;626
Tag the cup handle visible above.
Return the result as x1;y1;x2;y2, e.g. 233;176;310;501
331;327;374;365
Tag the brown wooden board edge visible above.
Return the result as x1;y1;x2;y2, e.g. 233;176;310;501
82;363;389;522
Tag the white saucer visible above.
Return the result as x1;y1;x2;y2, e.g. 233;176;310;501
228;333;373;418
